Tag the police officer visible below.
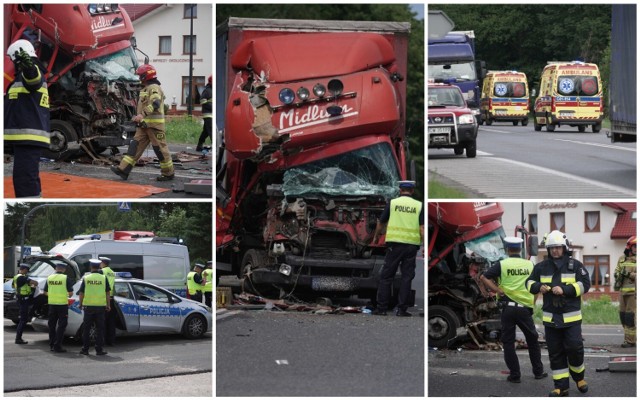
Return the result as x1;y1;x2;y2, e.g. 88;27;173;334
480;237;547;383
187;263;204;303
79;259;110;356
99;256;117;346
526;230;591;397
4;39;50;197
202;261;213;308
615;236;636;347
371;180;424;316
196;75;212;152
44;263;74;352
111;64;174;181
14;263;37;344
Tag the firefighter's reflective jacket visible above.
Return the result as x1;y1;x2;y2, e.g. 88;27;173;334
139;83;165;130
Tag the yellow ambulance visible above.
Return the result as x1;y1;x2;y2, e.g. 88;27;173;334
480;71;529;126
533;61;603;132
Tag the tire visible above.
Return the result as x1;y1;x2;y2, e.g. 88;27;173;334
453;146;464;156
486;118;493;126
76;322;97;344
45;120;78;159
592;123;601;133
11;319;20;325
239;249;267;278
465;141;477;158
546;116;556;132
182;314;207;339
534;118;542;131
428;305;461;348
578;125;586;133
512;121;518;126
522;118;529;126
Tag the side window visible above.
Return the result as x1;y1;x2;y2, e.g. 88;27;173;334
100;254;144;279
114;282;133;299
131;283;171;303
71;254;93;276
144;256;186;281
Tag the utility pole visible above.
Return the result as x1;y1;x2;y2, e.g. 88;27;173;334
187;4;195;117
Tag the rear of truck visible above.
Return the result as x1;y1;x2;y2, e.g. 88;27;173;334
216;18;411;300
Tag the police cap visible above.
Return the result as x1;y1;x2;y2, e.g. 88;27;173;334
503;236;524;248
89;258;102;268
194;263;204;270
398;180;416;189
18;263;30;271
98;256;111;266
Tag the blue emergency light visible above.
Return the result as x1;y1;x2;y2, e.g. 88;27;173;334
115;272;133;278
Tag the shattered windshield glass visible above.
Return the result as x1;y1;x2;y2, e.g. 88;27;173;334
86;47;139;81
465;229;507;263
283;143;400;198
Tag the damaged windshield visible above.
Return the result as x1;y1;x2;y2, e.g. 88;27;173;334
282;143;400;199
465;229;507;263
86;47;139;81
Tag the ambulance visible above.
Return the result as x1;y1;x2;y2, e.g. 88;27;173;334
533;61;603;132
480;71;530;126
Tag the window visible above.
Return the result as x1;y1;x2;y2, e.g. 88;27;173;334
71;254;93;275
183;35;196;55
159;36;171;55
183;4;197;18
528;214;538;234
131;283;171;303
100;254;144;280
583;255;610;291
550;212;565;232
584;211;600;232
114;282;133;299
181;76;205;106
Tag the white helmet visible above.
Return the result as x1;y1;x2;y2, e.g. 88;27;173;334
545;230;568;249
7;39;36;61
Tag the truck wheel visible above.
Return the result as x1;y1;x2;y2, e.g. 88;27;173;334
546;117;555;132
11;319;20;325
465;141;477;158
453;146;464;156
592;123;601;133
428;305;461;348
522;118;529;126
512;121;518;126
239;249;267;278
578;125;586;133
45;120;78;159
534;118;542;131
486;118;493;126
182;314;207;339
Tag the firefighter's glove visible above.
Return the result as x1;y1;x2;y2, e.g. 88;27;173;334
16;49;33;68
552;286;564;296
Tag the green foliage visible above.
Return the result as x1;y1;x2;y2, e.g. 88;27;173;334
4;203;212;263
166;116;203;145
533;296;620;325
428;179;468;198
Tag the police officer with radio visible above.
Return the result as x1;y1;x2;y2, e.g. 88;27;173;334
14;263;37;344
44;263;74;352
480;237;547;383
371;180;424;316
187;263;204;303
79;259;110;356
526;230;591;397
202;261;213;308
99;256;117;346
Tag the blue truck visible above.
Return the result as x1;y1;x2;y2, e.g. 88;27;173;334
428;31;486;122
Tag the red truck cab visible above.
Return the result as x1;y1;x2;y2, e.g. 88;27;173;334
428;82;478;158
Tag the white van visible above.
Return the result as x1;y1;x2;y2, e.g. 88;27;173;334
49;238;191;297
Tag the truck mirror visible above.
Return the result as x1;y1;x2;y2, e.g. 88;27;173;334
531;88;537;97
528;235;538;256
130;37;137;49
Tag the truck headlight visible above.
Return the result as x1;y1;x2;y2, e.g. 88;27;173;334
297;87;310;101
466;90;474;100
313;83;326;97
458;114;475;124
279;88;295;105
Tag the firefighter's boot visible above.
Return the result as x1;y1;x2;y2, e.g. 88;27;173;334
576;380;588;393
111;164;132;180
548;388;569;397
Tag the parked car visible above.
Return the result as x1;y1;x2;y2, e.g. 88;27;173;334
31;273;211;340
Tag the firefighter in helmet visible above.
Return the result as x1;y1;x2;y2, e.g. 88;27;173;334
111;64;174;181
615;235;636;347
196;75;212;152
526;230;591;397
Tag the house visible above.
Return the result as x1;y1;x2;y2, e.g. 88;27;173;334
120;4;212;114
502;202;637;298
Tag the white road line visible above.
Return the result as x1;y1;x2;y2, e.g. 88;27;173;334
216;310;242;320
478;127;512;133
553;138;636;152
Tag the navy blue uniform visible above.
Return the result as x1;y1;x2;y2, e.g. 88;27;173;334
14;275;34;342
44;273;75;351
79;278;111;353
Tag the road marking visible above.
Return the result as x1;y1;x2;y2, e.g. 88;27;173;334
216;309;242;320
553;138;636;152
476;150;494;156
479;127;512;133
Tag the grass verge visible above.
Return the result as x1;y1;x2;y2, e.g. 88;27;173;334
533;295;619;325
166;116;204;144
428;179;468;198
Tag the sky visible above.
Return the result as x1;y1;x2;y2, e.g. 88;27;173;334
410;4;424;20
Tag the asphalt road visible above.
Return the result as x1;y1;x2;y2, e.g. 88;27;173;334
4;143;212;199
3;320;212;393
428;123;636;198
216;255;425;397
428;324;637;397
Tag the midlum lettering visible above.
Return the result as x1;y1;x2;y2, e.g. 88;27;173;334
394;205;417;213
91;16;112;31
279;104;354;130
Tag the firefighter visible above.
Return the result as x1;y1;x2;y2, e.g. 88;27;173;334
202;261;213;308
79;259;110;356
480;237;547;383
187;263;205;303
99;256;117;346
44;263;74;352
4;39;51;197
13;263;37;344
111;64;174;181
615;236;636;347
196;75;212;152
371;180;424;316
526;230;591;397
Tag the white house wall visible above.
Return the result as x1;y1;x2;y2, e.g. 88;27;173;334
130;4;213;112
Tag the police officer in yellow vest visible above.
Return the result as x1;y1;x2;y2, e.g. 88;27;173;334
187;263;204;303
480;237;547;383
371;180;423;316
44;263;74;352
99;256;117;346
202;261;213;308
526;230;591;397
79;259;111;356
615;236;636;348
14;263;37;344
111;64;174;181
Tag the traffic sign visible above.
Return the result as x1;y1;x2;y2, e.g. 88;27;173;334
118;202;132;212
428;10;455;39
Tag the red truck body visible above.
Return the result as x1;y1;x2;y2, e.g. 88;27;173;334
216;18;411;299
4;4;141;159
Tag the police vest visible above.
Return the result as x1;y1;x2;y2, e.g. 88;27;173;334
47;273;69;305
619;256;636;293
202;269;213;293
83;273;107;306
4;67;51;148
13;274;32;297
139;83;165;130
498;257;534;308
187;271;202;295
385;196;422;245
101;267;116;297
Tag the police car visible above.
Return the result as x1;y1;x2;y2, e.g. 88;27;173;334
31;272;211;340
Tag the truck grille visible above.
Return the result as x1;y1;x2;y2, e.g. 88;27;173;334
428;115;455;124
308;231;351;260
